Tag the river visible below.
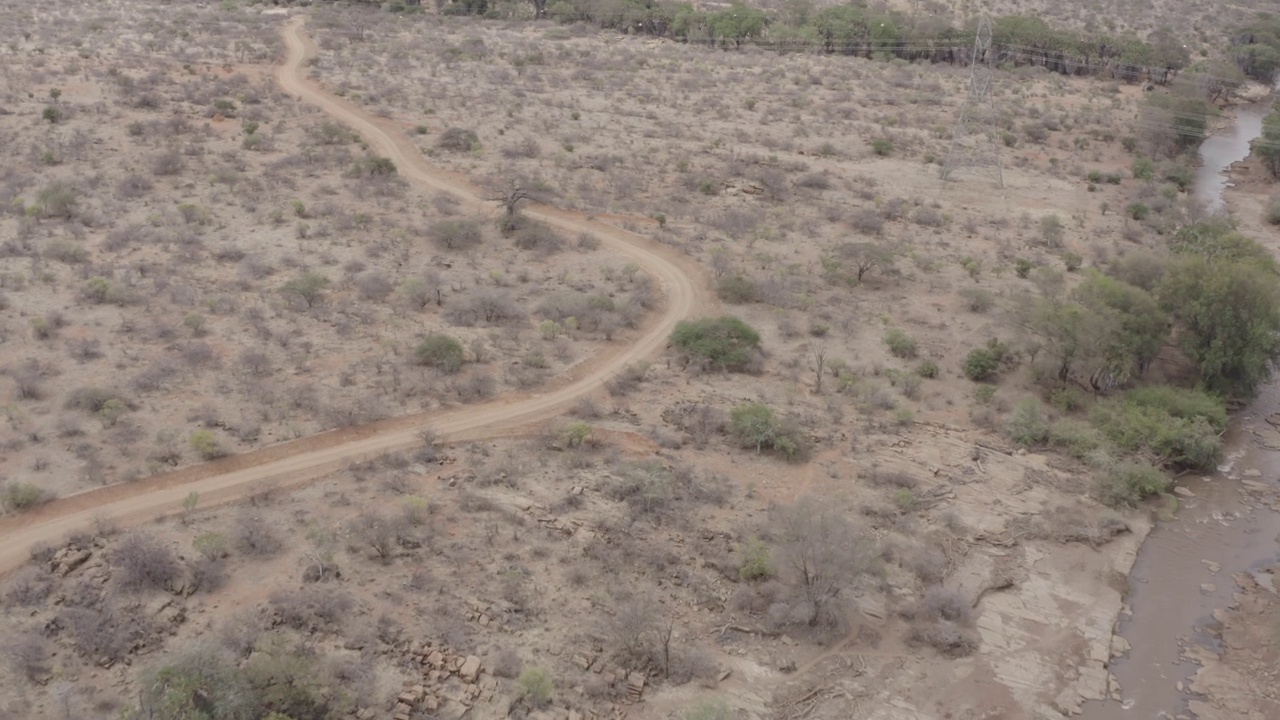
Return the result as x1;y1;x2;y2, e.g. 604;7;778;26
1082;85;1279;720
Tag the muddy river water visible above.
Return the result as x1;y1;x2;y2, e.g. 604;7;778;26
1083;87;1279;720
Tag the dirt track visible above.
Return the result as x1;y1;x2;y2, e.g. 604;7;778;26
0;16;713;577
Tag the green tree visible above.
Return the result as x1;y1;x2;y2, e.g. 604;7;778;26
281;272;330;308
1256;107;1280;180
1158;256;1280;397
729;402;802;459
671;316;761;372
133;647;258;720
415;334;465;373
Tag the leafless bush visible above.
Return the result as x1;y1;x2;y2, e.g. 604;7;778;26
268;586;353;634
849;209;885;235
115;174;153;200
4;567;55;607
4;631;51;683
151;149;184;176
905;621;979;658
437;127;478;153
112;532;180;593
355;270;393;301
912;207;945;227
446;289;524;327
513;221;564;255
865;467;917;489
605;361;648;396
429;218;483;251
234;512;283;557
919;585;971;624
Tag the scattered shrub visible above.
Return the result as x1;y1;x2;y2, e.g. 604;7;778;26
883;327;918;359
429;219;483;250
729;403;805;461
738;537;771;581
1;482;51;512
1006;398;1050;446
437;127;479;153
189;430;226;460
916;360;939;378
1096;462;1169;508
716;275;758;303
112;532;180;593
517;666;554;708
958;287;994;313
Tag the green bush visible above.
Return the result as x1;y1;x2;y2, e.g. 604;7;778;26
916;360;939;378
716;274;758;303
415;334;466;373
1048;418;1105;459
1088;387;1225;470
189;430;226;461
729;402;805;461
685;698;735;720
1015;258;1034;278
1;482;50;512
1267;200;1280;226
883;327;918;359
1126;202;1150;221
517;667;553;708
1097;462;1169;508
1062;252;1083;271
437;127;479;153
962;342;1004;382
1006;398;1050;446
959;287;994;312
871;138;894;156
429;219;483;250
738;537;771;581
671;316;760;372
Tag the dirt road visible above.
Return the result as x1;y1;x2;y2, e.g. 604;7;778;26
0;16;713;577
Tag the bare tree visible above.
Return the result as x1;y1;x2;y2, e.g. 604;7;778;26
771;496;875;626
112;532;180;593
810;343;828;394
349;512;398;562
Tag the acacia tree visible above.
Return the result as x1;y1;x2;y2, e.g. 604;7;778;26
770;496;875;626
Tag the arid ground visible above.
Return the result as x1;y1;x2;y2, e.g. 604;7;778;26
0;2;1276;720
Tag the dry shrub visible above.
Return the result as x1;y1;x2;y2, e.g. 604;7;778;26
112;532;180;593
905;621;979;658
234;512;283;557
268;586;354;634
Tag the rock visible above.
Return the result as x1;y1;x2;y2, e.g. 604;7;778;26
1173;486;1195;498
1243;468;1262;478
55;549;92;576
427;650;445;668
1202;560;1221;573
423;696;440;713
459;655;482;683
1109;634;1131;659
572;653;593;671
398;691;419;704
1201;583;1216;593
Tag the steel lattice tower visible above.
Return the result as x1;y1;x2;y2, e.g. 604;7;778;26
941;16;1003;187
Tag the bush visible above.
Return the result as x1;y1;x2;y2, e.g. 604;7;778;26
1126;202;1150;221
716;275;758;303
729;403;805;461
1267;200;1280;226
415;334;465;373
738;537;771;581
958;287;994;313
112;532;180;593
685;698;734;720
437;127;479;153
1;482;51;512
671;316;761;372
1015;258;1034;278
429;219;483;250
1089;387;1225;470
517;667;553;708
916;360;939;378
1048;419;1105;459
189;430;226;460
1006;398;1050;446
1097;462;1169;508
871;138;894;156
962;347;1000;381
883;327;918;359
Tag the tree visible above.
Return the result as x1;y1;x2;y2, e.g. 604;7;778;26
770;496;874;626
429;219;483;250
1252;107;1280;181
810;343;828;393
415;334;465;373
824;241;895;285
349;512;399;562
243;633;353;720
729;402;803;460
517;667;553;708
1158;256;1280;397
281;272;330;308
670;316;761;372
134;647;258;720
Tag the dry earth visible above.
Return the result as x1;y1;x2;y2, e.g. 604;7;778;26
0;2;1269;720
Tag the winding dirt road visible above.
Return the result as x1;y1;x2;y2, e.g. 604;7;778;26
0;16;713;577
